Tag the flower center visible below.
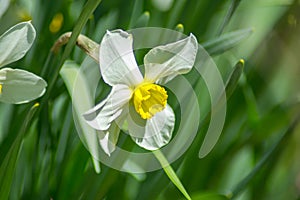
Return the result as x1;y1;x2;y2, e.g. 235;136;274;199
133;83;168;119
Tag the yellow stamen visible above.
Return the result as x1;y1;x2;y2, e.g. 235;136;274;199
0;84;2;94
133;83;168;119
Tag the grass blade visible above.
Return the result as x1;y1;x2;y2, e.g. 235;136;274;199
202;28;253;56
153;150;191;200
225;59;244;98
217;0;242;35
230;115;300;199
0;103;39;200
60;60;101;173
41;0;102;106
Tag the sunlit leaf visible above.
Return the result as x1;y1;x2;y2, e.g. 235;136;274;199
60;60;101;173
153;150;192;200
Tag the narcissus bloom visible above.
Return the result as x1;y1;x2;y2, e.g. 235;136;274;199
84;29;198;155
0;68;46;104
0;21;47;104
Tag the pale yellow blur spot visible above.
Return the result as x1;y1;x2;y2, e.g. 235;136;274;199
288;14;297;27
49;13;64;33
144;11;150;17
18;10;32;21
89;14;94;20
0;84;2;94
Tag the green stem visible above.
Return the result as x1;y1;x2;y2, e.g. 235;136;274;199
153;150;192;200
40;0;101;107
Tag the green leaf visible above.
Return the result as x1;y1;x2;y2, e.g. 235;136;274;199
225;59;244;98
197;59;244;158
166;0;187;28
60;60;101;173
0;21;36;68
190;193;229;200
0;0;9;19
218;0;242;35
202;28;253;56
152;0;174;12
132;11;150;28
41;0;102;107
0;103;39;200
242;78;260;125
153;150;191;200
129;0;144;28
231;115;300;199
0;68;47;104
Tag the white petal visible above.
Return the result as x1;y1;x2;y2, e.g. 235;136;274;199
144;34;198;84
83;84;132;130
0;68;47;104
98;122;120;156
129;104;175;150
0;22;36;68
100;29;143;87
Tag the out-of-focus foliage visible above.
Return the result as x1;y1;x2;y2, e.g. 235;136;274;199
0;0;299;199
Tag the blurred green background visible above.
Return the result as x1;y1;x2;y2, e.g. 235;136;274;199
0;0;300;199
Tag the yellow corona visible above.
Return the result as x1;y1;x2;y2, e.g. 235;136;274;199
133;83;168;119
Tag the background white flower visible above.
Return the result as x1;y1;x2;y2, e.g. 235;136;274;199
0;21;47;104
84;29;198;155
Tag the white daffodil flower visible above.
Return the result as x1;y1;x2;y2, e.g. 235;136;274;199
0;21;47;104
0;68;47;104
84;29;198;155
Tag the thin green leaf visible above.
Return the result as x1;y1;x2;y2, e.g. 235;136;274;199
225;59;244;98
0;103;39;200
198;59;243;158
60;60;101;173
166;0;187;28
93;10;118;42
190;193;229;200
218;0;242;35
132;11;150;28
202;28;253;56
242;78;260;124
230;115;300;199
41;0;102;106
129;0;144;28
153;150;191;200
